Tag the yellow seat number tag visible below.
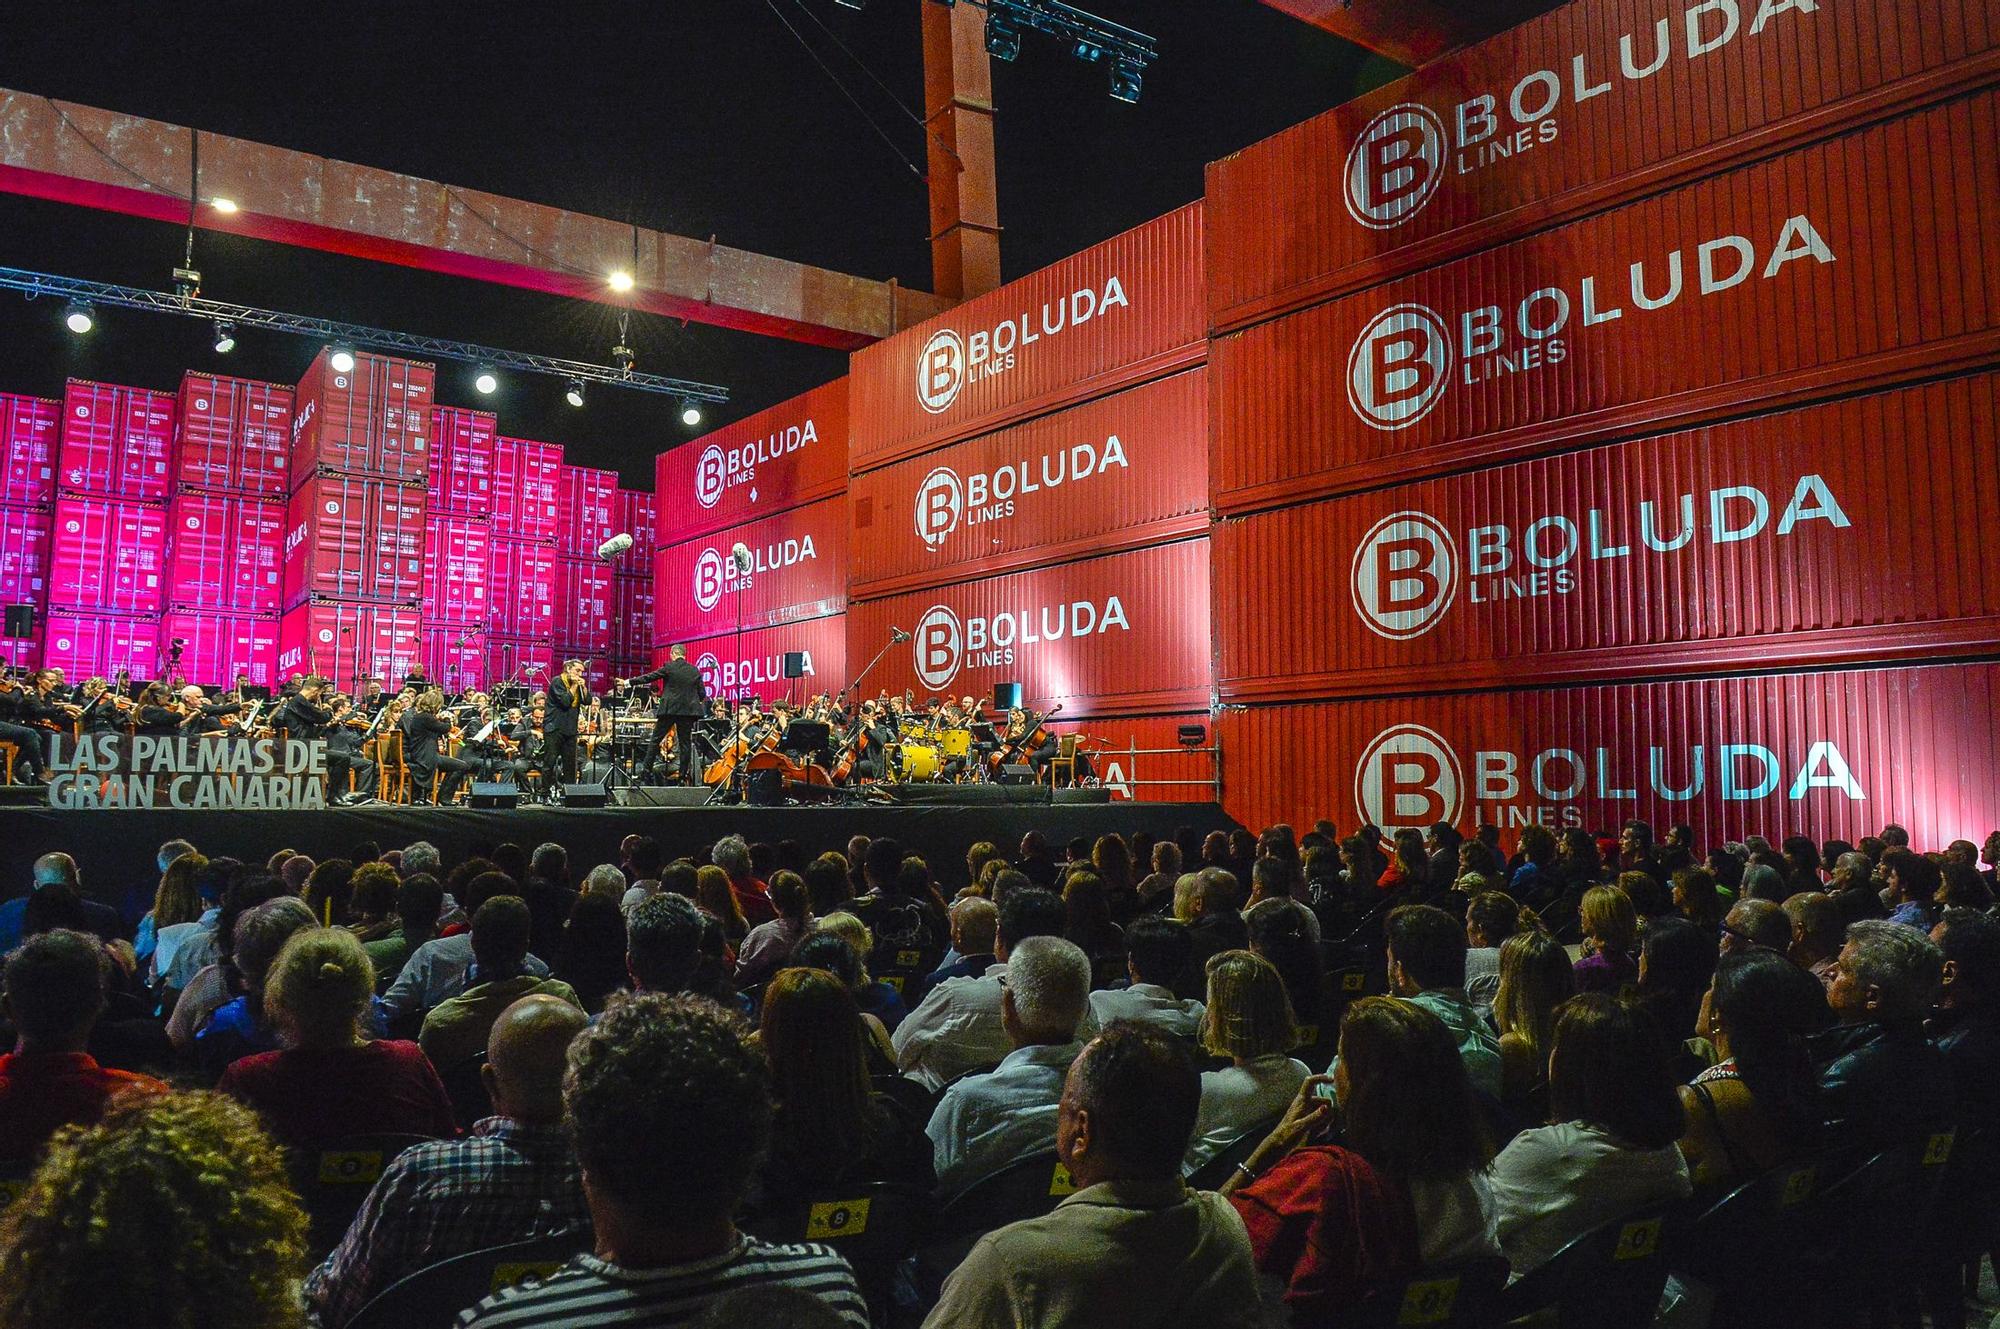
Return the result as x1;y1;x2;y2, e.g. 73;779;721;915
490;1261;564;1292
1049;1163;1077;1196
1397;1275;1462;1325
807;1198;872;1240
1614;1218;1662;1261
317;1150;387;1186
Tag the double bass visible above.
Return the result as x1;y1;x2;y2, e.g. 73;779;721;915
701;708;779;787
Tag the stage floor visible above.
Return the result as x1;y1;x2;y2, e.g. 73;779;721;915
2;799;1237;906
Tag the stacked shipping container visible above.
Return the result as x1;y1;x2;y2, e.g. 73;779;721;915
485;435;562;688
421;407;498;689
0;393;57;667
1205;0;2000;839
554;464;616;661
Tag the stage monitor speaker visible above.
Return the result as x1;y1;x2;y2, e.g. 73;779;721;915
2;604;34;638
997;763;1036;785
783;651;807;679
993;682;1023;711
615;786;710;807
746;769;785;806
562;782;609;808
468;782;520;809
1054;787;1112;805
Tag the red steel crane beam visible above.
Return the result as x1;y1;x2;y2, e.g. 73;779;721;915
0;88;952;350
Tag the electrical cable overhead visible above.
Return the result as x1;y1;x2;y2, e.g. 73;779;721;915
763;0;928;180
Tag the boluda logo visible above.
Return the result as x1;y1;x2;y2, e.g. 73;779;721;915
912;278;1131;413
691;537;817;611
696;648;811;698
1342;0;1825;231
913;595;1130;689
913;434;1130;550
1354;720;1865;832
1347;215;1834;430
1352;512;1457;639
693;419;817;508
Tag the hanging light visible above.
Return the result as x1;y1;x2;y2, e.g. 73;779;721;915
210;197;240;214
680;400;703;427
62;301;95;335
328;343;356;373
212;320;237;354
607;271;635;293
474;366;499;395
565;380;586;408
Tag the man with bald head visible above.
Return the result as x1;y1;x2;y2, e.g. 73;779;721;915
306;995;591;1327
0;853;120;954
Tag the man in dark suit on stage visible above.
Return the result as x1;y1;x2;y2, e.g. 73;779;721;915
545;660;587;788
619;645;709;786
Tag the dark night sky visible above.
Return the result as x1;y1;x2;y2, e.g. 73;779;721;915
0;2;1399;487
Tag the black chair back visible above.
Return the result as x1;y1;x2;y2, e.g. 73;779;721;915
937;1150;1075;1238
871;1074;938;1127
1497;1202;1680;1329
288;1133;436;1255
1185;1117;1282;1193
741;1182;932;1324
345;1229;589;1329
439;1050;493;1131
1350;1255;1510;1328
1673;1149;1849;1329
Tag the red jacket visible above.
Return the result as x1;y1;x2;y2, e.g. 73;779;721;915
0;1051;165;1162
1229;1144;1420;1318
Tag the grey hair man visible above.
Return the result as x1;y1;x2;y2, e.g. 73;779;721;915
1810;920;1953;1154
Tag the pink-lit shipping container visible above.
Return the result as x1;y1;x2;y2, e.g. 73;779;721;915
282;473;426;609
161;611;280;687
165;491;285;614
48;495;168;614
289;350;434;489
493;436;563;541
1219;661;2000;852
611;573;655;660
849;369;1209;600
1205;0;2000;331
428;406;498;517
1211;93;2000;516
42;610;162;680
487;536;558;638
57;380;175;503
276;598;422;688
1219;372;2000;701
1;393;58;507
666;612;847;707
654;378;848;545
553;556;613;654
484;634;555;692
844;538;1212;719
174;374;293;497
0;504;53;606
422;514;492;623
849;205;1206;473
557;465;617;557
651;494;847;646
420;624;490;692
0;629;39;671
615;490;656;560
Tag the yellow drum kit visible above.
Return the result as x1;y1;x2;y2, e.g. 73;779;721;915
891;715;976;783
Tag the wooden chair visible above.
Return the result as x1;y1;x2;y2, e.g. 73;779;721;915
0;739;17;785
1047;734;1080;787
375;730;408;804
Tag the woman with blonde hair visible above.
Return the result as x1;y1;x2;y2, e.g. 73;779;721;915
134;850;205;971
1172;872;1204;923
1185;949;1310;1171
0;1089;309;1329
1493;930;1577;1122
695;863;749;947
1573;885;1640;993
218;927;455;1146
813;910;908;1032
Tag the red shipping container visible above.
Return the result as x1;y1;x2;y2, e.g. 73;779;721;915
1206;0;2000;331
581;659;616;695
1212;93;2000;517
428;406;498;517
651;495;847;645
654;379;848;545
668;612;847;707
557;465;618;557
0;504;53;605
493;437;563;541
487;536;558;637
1219;372;2000;701
276;598;423;689
165;491;285;614
282;473;426;609
48;495;168;614
849;369;1210;600
419;623;490;692
57;380;175;503
484;634;555;692
422;514;492;622
615;490;657;559
611;573;655;659
174;374;294;496
1064;713;1217;804
1;393;58;507
849;205;1206;473
1219;661;2000;852
43;610;162;680
290;350;434;488
553;556;613;653
161;611;280;687
844;538;1212;719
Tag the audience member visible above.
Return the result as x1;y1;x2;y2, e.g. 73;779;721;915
1087;914;1203;1038
1177;869;1250;997
194;896;319;1081
698;863;752;947
1721;897;1793;957
557;892;630;1013
163;867;282;1046
813;912;908;1032
735;870;814;988
1186;950;1309;1172
1491;930;1575;1123
1880;848;1942;933
1462;891;1523;1016
1632;915;1717;1050
1245;897;1323;1029
1573;885;1639;993
715;833;776;927
1376;904;1502;1100
627;892;745;1012
1671;867;1725;936
421;897;582;1068
131;843;201;970
1929;907;2000;1123
910;896;998;1008
1782;891;1845;989
1812;919;1955;1154
2;855;119;956
380;871;551;1022
344;863;401;943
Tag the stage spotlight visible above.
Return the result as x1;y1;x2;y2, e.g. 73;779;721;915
680;400;703;428
212;320;237;354
608;270;635;292
1109;60;1144;103
329;343;356;373
565;380;586;408
985;14;1022;61
210;197;239;214
62;301;94;335
474;366;499;395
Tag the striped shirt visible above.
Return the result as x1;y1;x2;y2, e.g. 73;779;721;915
454;1238;868;1328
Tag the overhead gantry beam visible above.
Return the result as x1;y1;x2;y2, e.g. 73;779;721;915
0;88;953;350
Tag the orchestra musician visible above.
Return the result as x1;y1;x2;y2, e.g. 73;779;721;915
402;689;473;805
132;684;183;738
325;696;379;802
0;670;51;782
619;644;709;787
545;660;588;786
77;678;130;734
276;676;333;741
855;699;897;781
513;702;549;799
176;685;242;736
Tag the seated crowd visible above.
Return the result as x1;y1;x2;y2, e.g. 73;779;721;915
0;818;1995;1327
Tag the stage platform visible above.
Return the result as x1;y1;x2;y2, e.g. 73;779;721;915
1;798;1238;902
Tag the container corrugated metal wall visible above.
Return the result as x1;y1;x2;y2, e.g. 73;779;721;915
1211;92;2000;517
668;613;848;706
844;538;1213;718
429;407;498;518
174;374;293;497
57;381;176;503
289;351;434;489
553;556;613;654
484;633;555;689
1063;713;1218;804
493;437;563;541
849;204;1206;473
48;495;167;614
1206;0;2000;331
164;491;285;614
43;610;161;679
1;394;59;507
654;378;848;546
616;491;657;560
0;503;52;607
1219;662;2000;850
162;611;280;687
419;625;489;692
557;465;618;557
276;599;422;687
651;494;848;646
848;368;1210;600
1217;372;2000;700
281;474;426;609
612;573;655;660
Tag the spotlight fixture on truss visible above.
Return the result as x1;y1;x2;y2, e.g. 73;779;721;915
931;0;1156;102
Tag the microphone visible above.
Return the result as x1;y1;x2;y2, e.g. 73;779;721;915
452;626;485;649
730;542;753;576
597;532;635;562
890;626;912;643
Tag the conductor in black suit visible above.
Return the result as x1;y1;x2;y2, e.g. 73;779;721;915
545;659;588;787
620;644;708;785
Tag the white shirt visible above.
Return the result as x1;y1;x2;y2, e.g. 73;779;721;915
152;907;221;989
894;963;1102;1093
927;1041;1082;1199
1410;1171;1502;1267
1183;1054;1310;1173
1088;983;1205;1040
380;933;549;1021
1488;1121;1691;1278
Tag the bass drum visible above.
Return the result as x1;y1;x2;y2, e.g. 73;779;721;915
938;728;973;760
897;743;942;782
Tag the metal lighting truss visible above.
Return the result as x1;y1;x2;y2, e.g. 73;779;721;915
933;0;1157;101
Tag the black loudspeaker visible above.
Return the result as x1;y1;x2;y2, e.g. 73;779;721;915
746;769;785;806
3;604;34;638
562;782;609;808
783;651;807;679
993;682;1023;711
468;782;520;809
614;786;711;807
997;763;1036;785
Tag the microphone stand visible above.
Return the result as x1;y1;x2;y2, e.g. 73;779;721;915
839;627;908;713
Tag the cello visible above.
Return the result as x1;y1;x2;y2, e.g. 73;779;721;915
702;707;779;786
987;703;1063;777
